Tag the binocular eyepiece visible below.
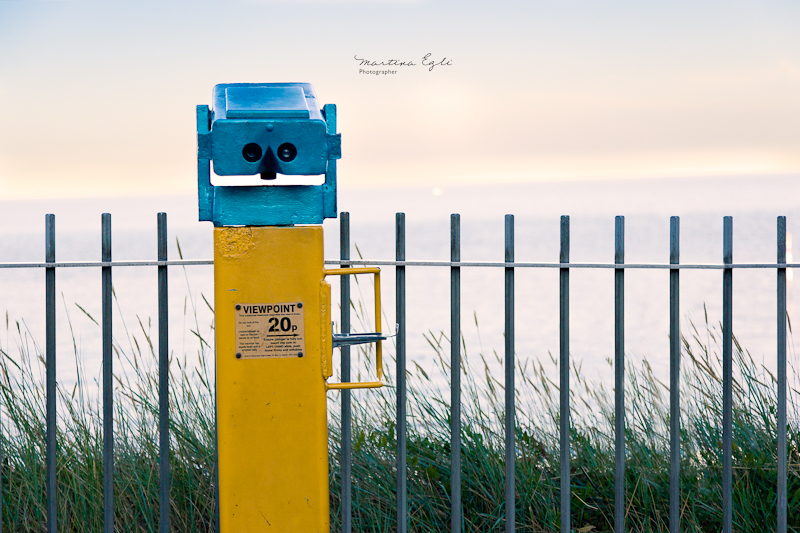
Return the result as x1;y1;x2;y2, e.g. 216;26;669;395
277;143;297;162
242;142;297;164
242;143;262;163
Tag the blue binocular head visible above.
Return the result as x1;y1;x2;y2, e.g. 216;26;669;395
197;83;340;227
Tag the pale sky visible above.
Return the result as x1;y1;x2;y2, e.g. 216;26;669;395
1;0;799;199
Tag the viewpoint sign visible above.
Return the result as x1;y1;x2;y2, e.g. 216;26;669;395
234;302;306;359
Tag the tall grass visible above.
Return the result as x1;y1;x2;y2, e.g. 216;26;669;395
0;297;217;532
331;310;800;532
0;296;798;532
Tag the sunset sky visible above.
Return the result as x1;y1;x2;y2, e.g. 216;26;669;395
1;0;799;199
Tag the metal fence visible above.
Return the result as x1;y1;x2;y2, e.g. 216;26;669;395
0;211;792;533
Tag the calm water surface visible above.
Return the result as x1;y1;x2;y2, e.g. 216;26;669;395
2;174;800;413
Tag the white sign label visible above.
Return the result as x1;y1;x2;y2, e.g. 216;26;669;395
235;302;305;359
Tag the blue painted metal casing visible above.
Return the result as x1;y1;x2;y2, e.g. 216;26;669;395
197;83;340;226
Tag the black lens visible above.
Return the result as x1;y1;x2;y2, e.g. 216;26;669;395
242;143;262;162
277;143;297;162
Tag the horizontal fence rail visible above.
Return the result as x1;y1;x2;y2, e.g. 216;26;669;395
0;212;791;533
6;260;800;269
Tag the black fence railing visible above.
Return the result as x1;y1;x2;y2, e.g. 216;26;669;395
0;212;792;533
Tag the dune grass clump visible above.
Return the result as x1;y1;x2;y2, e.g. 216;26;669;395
0;299;798;532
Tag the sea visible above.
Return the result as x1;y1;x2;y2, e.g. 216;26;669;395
2;174;800;417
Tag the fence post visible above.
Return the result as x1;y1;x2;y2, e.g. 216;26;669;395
504;215;515;533
450;213;462;533
340;212;352;533
559;216;570;533
614;216;625;533
722;216;733;533
396;213;408;533
777;216;787;533
669;216;681;533
157;213;170;533
102;213;114;533
45;214;56;533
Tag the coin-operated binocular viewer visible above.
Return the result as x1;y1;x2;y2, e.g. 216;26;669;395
197;83;385;532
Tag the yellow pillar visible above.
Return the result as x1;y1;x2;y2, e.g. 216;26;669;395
214;225;331;532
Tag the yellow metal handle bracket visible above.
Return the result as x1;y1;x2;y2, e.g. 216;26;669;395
323;267;383;390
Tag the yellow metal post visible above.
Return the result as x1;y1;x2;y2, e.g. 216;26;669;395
215;225;331;532
200;83;383;532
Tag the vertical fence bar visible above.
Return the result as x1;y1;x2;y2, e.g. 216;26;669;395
777;216;787;533
0;296;2;532
396;213;408;533
45;214;56;533
214;313;220;530
157;213;170;533
214;352;220;530
450;213;462;533
722;216;733;533
0;245;2;531
614;216;625;533
559;216;570;533
0;247;2;532
340;212;352;533
504;215;515;533
102;213;114;533
669;216;681;533
0;406;1;533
